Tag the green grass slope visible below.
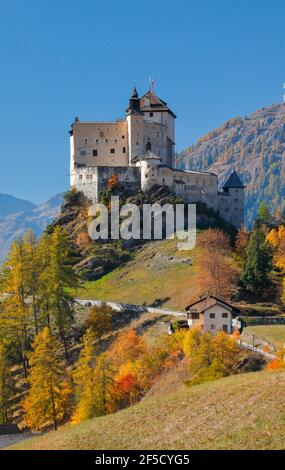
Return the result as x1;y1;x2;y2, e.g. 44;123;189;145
9;370;285;450
74;239;202;310
243;325;285;350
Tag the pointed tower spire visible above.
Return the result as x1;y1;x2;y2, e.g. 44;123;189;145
126;84;143;115
131;83;138;99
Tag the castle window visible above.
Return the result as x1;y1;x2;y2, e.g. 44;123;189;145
123;147;126;153
80;150;86;156
79;174;82;180
84;138;88;143
90;174;93;180
136;142;139;146
235;198;238;202
115;139;117;143
149;112;153;117
93;149;98;157
96;139;98;143
122;135;125;139
110;148;115;154
86;175;89;180
105;139;108;143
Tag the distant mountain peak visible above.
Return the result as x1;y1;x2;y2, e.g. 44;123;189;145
0;193;64;262
0;193;36;217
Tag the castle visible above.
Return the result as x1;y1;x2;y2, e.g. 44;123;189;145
70;85;245;228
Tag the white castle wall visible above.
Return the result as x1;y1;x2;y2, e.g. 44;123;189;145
71;166;141;203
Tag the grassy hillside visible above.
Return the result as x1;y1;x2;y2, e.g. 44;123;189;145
9;370;285;450
243;325;285;351
74;239;210;310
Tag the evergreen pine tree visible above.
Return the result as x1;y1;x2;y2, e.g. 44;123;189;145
241;228;273;292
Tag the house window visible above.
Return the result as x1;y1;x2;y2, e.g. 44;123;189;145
149;112;153;117
211;324;215;330
93;149;98;157
79;174;82;180
191;312;199;320
110;148;115;154
222;324;228;333
123;147;126;153
210;313;215;319
222;312;228;318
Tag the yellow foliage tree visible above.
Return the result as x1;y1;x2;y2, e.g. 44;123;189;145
72;327;97;425
23;328;72;431
182;328;202;357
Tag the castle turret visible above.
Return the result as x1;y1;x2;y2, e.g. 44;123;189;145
134;139;162;191
126;85;144;165
218;170;245;228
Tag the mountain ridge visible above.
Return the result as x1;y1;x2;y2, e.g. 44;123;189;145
0;193;63;262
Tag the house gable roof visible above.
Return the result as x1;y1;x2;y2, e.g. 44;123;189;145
185;294;239;316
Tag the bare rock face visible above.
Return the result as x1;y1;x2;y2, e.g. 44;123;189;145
176;103;285;227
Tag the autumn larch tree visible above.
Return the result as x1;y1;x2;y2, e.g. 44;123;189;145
72;327;97;424
87;303;113;343
0;341;13;424
0;239;31;376
23;327;72;431
39;227;80;359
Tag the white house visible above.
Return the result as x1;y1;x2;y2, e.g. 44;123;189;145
185;294;240;334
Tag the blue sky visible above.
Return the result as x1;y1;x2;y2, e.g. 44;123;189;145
0;0;284;203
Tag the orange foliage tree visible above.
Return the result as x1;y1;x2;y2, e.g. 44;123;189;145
76;231;91;251
106;174;119;190
196;228;239;298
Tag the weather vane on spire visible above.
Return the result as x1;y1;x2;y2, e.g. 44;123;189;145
149;77;155;93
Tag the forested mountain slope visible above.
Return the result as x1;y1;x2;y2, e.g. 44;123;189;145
176;103;285;226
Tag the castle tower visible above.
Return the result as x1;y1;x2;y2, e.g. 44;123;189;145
126;85;144;165
218;170;245;228
139;86;176;167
